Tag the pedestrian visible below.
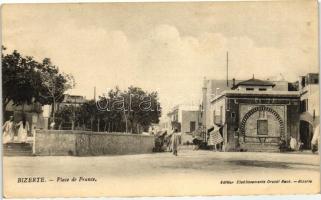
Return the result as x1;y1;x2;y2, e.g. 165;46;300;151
311;124;319;154
49;120;55;130
297;139;304;152
279;137;287;152
16;115;29;143
2;116;15;143
171;128;180;156
290;136;297;151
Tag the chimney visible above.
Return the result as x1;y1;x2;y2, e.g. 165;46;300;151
232;78;236;87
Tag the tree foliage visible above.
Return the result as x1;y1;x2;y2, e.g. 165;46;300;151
1;46;74;116
58;86;162;133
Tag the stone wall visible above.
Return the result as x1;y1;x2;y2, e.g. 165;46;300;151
34;130;76;156
34;130;155;156
75;132;155;156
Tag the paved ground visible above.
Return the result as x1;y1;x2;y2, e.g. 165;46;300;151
3;149;320;197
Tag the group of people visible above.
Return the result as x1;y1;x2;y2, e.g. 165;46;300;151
2;115;30;144
169;124;223;156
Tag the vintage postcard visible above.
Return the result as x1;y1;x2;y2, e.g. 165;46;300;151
1;0;320;198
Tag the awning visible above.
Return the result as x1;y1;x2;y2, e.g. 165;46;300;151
300;112;314;125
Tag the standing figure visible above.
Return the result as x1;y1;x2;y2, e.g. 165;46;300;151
2;116;15;143
16;115;29;143
171;129;180;156
311;124;320;154
49;120;55;130
290;136;297;151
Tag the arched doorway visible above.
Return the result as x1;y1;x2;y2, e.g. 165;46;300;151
240;106;285;139
299;120;313;149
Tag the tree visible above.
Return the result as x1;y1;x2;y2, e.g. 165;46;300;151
55;105;74;130
114;86;161;133
39;58;75;122
2;47;75;121
2;47;44;111
96;87;123;132
94;86;161;133
78;100;97;131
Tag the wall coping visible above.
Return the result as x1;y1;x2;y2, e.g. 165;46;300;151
35;130;155;137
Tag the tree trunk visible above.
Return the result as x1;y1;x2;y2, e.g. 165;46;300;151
123;111;128;133
97;119;100;132
90;119;93;131
52;99;56;122
104;120;107;132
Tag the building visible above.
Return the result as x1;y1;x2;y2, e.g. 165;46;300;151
57;94;87;110
167;105;201;133
201;77;291;130
166;104;202;144
201;79;236;131
298;73;319;149
208;77;300;152
3;100;47;140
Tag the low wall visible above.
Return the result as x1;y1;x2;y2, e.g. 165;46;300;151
34;130;155;156
35;130;76;156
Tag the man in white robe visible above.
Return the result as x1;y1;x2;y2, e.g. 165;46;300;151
2;116;15;143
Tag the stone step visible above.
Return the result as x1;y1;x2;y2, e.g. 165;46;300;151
3;142;33;156
3;151;33;156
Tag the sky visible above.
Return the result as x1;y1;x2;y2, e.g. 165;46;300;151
2;0;319;118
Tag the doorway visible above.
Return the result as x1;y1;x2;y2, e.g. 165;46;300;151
299;120;313;149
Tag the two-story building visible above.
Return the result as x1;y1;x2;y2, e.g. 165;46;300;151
298;73;319;149
209;77;300;152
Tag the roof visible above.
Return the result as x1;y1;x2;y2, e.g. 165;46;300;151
232;78;275;89
210;90;300;103
167;104;199;116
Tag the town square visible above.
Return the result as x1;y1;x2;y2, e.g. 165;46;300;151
1;1;320;198
3;149;320;197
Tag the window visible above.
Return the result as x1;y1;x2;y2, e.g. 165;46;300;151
259;88;267;91
231;112;236;118
300;99;308;112
257;119;268;135
190;121;196;132
246;88;254;91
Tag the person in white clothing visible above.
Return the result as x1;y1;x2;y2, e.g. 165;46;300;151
290;136;297;151
311;124;320;154
16;115;29;143
2;116;15;143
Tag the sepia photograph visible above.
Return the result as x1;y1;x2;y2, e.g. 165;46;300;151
1;0;320;198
